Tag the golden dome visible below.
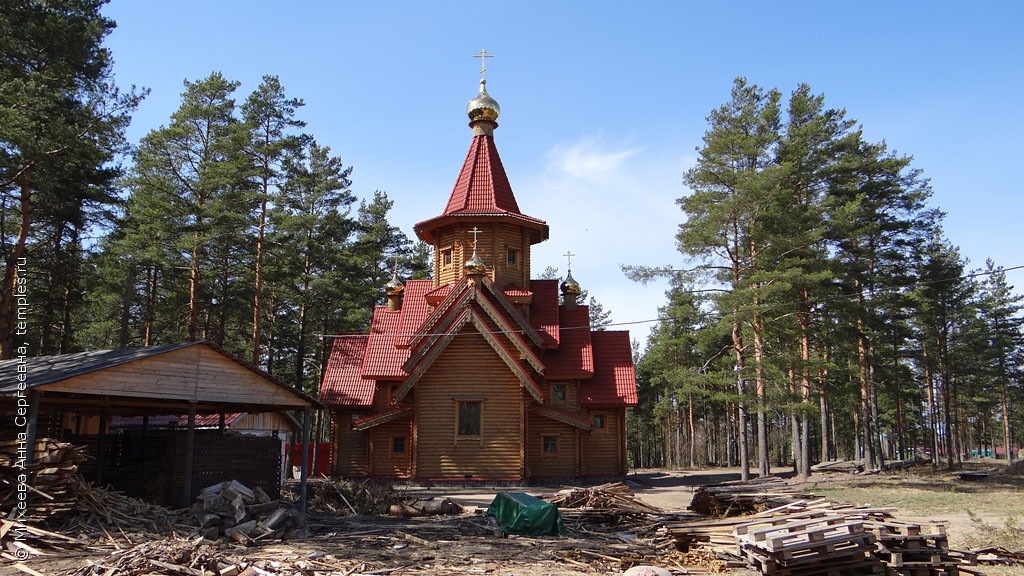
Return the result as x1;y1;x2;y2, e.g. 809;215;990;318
467;79;500;122
560;270;581;297
465;250;487;275
385;270;404;295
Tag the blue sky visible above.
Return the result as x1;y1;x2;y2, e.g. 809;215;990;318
103;1;1024;350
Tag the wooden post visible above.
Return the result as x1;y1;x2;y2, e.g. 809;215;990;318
182;402;196;507
23;389;40;464
96;406;108;484
300;407;311;514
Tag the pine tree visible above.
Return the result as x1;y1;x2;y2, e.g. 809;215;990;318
0;0;144;357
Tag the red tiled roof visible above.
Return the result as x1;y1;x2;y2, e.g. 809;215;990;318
413;135;548;245
445;135;521;215
502;284;532;301
583;331;638;406
362;307;409;379
424;284;453;306
544;306;593;378
319;334;373;407
529;280;559;347
396;280;434;338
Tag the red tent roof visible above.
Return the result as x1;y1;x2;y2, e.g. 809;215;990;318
414;135;548;245
320;334;373;407
583;331;637;406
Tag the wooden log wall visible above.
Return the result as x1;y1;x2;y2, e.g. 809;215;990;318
433;223;532;289
581;408;626;476
414;327;525;479
331;410;368;477
526;413;577;477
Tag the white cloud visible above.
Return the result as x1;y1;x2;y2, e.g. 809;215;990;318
543;135;642;181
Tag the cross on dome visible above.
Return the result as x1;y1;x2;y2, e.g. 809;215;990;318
563;250;576;271
470;226;483;251
473;48;493;81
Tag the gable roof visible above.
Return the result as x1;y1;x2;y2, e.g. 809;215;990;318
413;134;548;245
0;341;319;410
320;334;373;407
362;308;408;379
529;280;560;348
582;331;638;406
544;305;594;378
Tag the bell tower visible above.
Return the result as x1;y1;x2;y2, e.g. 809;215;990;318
413;51;549;290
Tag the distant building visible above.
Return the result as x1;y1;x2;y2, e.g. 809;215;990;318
320;67;637;481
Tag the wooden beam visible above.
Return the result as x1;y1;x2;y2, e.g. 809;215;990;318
181;402;196;507
299;408;310;514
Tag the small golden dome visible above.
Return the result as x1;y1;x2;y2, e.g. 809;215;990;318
385;271;404;296
560;270;581;297
465;250;487;275
467;79;500;122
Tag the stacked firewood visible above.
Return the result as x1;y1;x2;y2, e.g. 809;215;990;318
0;438;90;522
687;476;814;517
193;480;305;544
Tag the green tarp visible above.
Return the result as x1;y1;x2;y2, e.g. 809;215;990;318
485;492;566;537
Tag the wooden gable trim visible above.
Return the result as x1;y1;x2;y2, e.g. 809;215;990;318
395;309;473;401
470;290;544;374
352;403;413;431
403;277;469;348
532;405;593;431
405;284;473;351
395;309;543;403
402;289;475;372
479;276;544;348
468;312;543;402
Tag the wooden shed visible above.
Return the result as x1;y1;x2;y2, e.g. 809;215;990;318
0;341;318;506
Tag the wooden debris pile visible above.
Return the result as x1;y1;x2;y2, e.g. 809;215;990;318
688;476;814;517
546;481;665;532
193;480;305;544
309;476;411;515
388;496;462;517
669;490;980;576
0;438;90;522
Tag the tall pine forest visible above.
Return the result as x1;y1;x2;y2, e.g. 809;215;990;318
626;79;1024;475
2;3;1022;469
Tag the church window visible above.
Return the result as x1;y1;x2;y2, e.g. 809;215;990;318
551;383;567;403
506;248;519;267
441;248;454;268
457;401;481;436
593;414;606;430
543;435;558;454
392;436;406;453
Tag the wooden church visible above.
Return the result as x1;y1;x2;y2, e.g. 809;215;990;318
319;65;637;481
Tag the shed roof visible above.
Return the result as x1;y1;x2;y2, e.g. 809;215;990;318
0;341;319;414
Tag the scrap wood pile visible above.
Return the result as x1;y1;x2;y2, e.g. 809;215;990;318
194;480;305;544
309;476;413;516
62;537;348;576
0;439;185;535
688;476;815;517
669;479;982;576
0;438;90;522
546;482;665;532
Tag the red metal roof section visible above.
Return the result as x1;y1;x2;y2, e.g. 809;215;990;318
362;307;409;379
446;135;521;215
319;334;373;407
396;279;434;339
529;280;560;347
544;306;593;378
413;135;548;245
424;283;454;306
583;331;638;406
